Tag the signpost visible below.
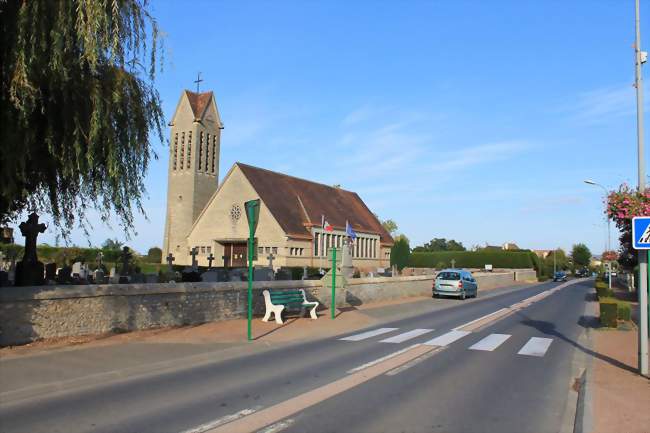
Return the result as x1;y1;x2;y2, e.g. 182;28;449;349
331;248;337;320
631;216;649;376
245;199;261;342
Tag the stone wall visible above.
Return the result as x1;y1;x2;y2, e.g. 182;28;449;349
0;269;536;346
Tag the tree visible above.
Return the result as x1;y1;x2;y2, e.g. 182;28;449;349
413;238;466;252
390;236;410;273
607;184;650;269
571;243;592;268
381;219;398;235
0;0;164;237
146;246;162;263
102;238;123;251
543;248;569;275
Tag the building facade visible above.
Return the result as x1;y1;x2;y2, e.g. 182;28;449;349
162;89;393;270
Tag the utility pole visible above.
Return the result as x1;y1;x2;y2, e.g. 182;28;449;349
634;0;649;376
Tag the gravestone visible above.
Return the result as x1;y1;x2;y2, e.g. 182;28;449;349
109;267;120;284
144;273;158;283
274;268;291;280
15;212;46;286
189;247;199;271
119;247;133;276
207;253;215;269
45;263;57;283
267;253;275;269
166;253;175;271
71;262;83;277
302;266;308;280
57;266;72;284
201;268;228;282
118;275;130;284
93;269;106;284
228;268;247;281
0;271;8;287
131;273;145;284
254;267;274;281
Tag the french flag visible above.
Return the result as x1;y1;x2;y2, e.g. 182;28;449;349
322;215;333;232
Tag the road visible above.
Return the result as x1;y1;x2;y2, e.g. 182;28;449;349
0;279;592;433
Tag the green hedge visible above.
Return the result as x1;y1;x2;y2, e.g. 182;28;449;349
599;302;618;327
595;281;614;299
409;251;535;269
618;303;631;321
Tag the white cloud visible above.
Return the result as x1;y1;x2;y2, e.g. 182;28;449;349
560;83;650;124
434;141;530;172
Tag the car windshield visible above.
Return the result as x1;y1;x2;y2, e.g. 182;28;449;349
437;272;460;280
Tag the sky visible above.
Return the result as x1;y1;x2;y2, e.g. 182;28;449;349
29;0;650;254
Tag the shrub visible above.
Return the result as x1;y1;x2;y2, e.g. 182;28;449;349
599;302;618;327
618;303;632;321
409;251;535;269
595;281;614;299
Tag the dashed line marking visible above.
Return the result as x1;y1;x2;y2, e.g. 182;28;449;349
180;407;262;433
339;327;398;341
379;328;434;343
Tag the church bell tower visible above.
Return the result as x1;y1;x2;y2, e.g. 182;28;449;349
162;89;223;263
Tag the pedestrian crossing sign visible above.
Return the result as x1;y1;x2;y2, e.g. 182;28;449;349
632;217;650;249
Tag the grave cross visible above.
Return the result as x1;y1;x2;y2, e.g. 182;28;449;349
194;72;203;93
451;259;456;268
19;212;46;263
119;246;132;275
96;251;104;268
166;253;175;270
190;247;199;270
207;253;215;269
267;253;275;269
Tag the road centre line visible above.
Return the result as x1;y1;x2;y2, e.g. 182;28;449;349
347;344;421;374
204;345;434;433
453;308;509;331
256;418;295;433
180;407;262;433
385;347;446;376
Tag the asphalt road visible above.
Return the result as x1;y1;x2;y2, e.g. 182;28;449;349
0;279;592;433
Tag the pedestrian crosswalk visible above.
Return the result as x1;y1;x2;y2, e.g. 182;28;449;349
339;328;554;358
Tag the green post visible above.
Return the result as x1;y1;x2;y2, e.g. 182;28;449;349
247;220;253;341
331;247;337;319
244;199;260;342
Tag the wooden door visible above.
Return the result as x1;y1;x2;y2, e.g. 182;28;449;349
231;243;247;267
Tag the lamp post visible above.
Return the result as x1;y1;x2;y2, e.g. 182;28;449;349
585;179;613;290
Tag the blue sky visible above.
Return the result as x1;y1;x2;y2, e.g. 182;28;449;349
34;1;648;254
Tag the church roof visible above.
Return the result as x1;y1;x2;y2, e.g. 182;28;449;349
184;90;213;120
237;163;394;245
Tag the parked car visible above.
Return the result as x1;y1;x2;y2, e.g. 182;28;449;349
433;269;478;300
575;268;589;278
553;271;567;282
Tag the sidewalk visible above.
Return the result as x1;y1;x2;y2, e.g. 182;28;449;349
590;327;650;433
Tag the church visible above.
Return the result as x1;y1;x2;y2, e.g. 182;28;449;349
161;89;394;270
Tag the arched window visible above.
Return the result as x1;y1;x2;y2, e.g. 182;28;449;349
205;133;211;173
180;132;185;169
198;131;203;170
211;135;217;174
173;132;178;170
187;131;192;169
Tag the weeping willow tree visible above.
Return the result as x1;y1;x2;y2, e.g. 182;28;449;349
0;0;164;238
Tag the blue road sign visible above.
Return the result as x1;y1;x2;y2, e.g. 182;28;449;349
632;217;650;249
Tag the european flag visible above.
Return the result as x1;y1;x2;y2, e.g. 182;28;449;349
346;220;357;240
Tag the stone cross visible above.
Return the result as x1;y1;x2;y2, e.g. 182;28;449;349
190;247;199;270
166;253;175;270
119;246;132;275
451;259;456;268
207;253;215;269
267;253;275;268
19;212;46;263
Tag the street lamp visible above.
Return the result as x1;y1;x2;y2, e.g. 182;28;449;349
584;179;611;253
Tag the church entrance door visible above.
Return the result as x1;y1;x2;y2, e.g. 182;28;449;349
222;242;247;267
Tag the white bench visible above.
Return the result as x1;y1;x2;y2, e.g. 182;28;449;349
262;289;319;324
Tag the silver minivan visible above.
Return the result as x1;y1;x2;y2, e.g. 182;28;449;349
433;269;478;300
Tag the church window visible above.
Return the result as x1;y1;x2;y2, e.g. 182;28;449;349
265;247;270;254
314;233;319;256
205;132;210;172
211;136;217;174
198;131;203;170
180;132;185;169
272;247;278;254
299;248;304;256
201;246;206;254
187;131;192;169
173;133;178;170
207;246;211;254
258;246;264;255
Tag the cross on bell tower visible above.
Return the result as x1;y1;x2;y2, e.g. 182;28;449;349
194;72;203;93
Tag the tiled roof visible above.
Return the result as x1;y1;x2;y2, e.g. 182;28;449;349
184;90;213;120
237;163;394;245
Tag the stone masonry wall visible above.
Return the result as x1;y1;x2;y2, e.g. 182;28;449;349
0;269;535;346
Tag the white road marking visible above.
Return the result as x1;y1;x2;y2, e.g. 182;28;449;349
379;328;434;343
452;308;509;331
423;330;471;347
517;337;553;357
339;327;398;341
180;407;261;433
257;418;295;433
469;333;511;351
346;344;421;374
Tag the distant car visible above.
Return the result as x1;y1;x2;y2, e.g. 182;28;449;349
433;269;478;300
575;269;589;278
553;271;567;282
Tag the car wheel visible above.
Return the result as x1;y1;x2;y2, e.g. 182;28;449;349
460;291;466;300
